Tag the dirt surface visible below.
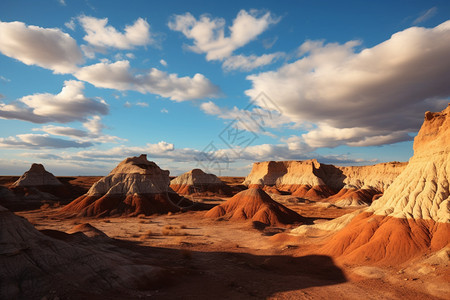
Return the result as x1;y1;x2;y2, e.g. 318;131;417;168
16;198;448;300
2;175;448;299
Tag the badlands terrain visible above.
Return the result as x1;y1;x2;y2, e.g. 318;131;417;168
0;106;449;299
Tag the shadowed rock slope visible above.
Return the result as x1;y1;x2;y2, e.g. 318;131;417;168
60;154;181;217
205;188;305;226
0;205;167;299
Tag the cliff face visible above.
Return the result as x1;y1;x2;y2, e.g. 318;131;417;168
369;105;450;222
317;105;450;264
170;169;232;196
60;155;180;217
243;160;407;205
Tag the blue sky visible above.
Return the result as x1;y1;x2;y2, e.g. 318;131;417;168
0;0;449;176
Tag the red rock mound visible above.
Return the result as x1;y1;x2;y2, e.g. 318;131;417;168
170;168;232;196
324;185;379;207
60;154;182;217
316;105;450;265
205;188;305;226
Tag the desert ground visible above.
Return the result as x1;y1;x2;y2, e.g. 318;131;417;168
1;175;447;300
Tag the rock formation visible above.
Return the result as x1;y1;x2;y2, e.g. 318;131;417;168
205;188;304;226
170;168;232;196
0;205;167;299
12;163;62;187
312;105;450;264
60;154;181;217
0;164;70;210
243;160;406;206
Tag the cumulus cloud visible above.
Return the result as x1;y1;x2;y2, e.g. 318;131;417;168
79;16;152;50
160;59;167;66
33;125;88;138
223;52;284;71
0;20;83;73
0;80;109;123
168;9;279;61
245;21;450;148
75;60;220;101
32;116;124;144
0;134;93;149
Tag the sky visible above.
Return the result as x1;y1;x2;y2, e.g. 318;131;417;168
0;0;449;176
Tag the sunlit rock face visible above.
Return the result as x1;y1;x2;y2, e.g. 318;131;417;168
60;154;180;217
243;159;406;206
317;104;450;264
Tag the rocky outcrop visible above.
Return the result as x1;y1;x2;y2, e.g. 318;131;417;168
205;188;304;226
315;105;450;264
12;163;62;187
243;160;407;206
0;205;167;299
170;169;232;196
60;154;182;217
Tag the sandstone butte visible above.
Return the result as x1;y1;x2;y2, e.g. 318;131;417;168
1;164;66;206
170;168;232;196
0;205;166;299
59;154;182;217
12;163;62;187
205;187;305;226
243;159;407;206
294;104;450;265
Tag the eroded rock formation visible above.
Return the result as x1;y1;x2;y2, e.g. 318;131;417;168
12;163;62;187
243;160;407;206
205;188;304;226
170;168;232;196
0;205;166;299
310;105;450;264
60;154;181;217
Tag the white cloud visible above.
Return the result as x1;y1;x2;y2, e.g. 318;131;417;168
33;125;88;138
126;53;135;59
168;9;279;61
246;21;450;148
136;102;149;107
160;59;167;66
0;20;83;73
413;7;437;25
222;52;284;71
200;100;295;134
32;116;124;144
79;16;152;50
65;18;76;30
75;60;220;101
0;80;109;123
0;75;11;82
0;134;93;149
123;101;132;108
58;0;66;6
161;108;168;113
